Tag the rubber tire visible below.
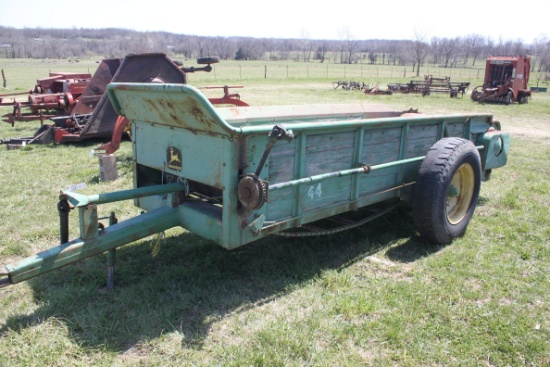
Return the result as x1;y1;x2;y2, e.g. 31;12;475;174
197;57;220;65
412;138;482;244
519;94;528;104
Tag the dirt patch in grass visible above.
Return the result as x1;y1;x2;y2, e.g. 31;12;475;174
504;123;550;141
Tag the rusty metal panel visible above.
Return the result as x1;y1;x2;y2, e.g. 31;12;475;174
78;53;186;140
107;83;238;137
71;58;121;115
473;55;532;103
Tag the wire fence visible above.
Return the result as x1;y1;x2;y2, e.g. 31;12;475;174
204;62;550;83
218;63;412;80
1;57;548;88
193;63;550;95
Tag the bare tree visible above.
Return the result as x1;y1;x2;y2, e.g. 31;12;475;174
338;26;358;64
385;41;401;65
279;39;293;61
0;25;542;65
299;30;312;62
128;33;151;54
213;36;235;60
441;37;460;68
44;35;63;58
493;36;517;55
262;38;276;60
511;40;528;55
430;37;442;65
397;43;413;67
541;41;550;72
464;34;486;66
313;40;328;63
408;28;430;76
235;38;263;60
531;37;548;72
194;36;209;58
174;36;192;58
365;40;379;64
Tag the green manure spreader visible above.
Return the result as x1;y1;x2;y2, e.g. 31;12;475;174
0;82;510;288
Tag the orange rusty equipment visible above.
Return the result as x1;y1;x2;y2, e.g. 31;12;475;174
94;116;129;154
471;55;532;104
1;53;249;150
1;72;91;125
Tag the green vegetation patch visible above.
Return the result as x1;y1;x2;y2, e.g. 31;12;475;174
0;59;548;367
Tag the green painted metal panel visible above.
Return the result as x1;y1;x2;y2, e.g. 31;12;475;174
108;83;240;137
268;139;296;183
447;122;465;137
305;131;356;176
362;127;402;165
477;131;510;170
359;168;400;196
107;82;510;249
300;176;353;212
406;124;440;158
266;186;294;221
134;122;229;191
266;138;297;222
177;200;224;244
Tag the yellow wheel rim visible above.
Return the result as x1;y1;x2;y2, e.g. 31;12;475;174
446;163;475;224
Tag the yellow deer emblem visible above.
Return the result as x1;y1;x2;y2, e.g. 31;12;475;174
167;147;182;170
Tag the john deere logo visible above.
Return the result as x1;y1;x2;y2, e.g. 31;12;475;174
167;147;182;171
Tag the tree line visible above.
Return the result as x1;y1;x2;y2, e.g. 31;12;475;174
1;26;549;73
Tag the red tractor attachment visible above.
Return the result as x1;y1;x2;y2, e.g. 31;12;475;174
1;72;92;125
471;55;532;104
1;54;248;150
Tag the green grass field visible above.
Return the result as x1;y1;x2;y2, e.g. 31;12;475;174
0;58;549;366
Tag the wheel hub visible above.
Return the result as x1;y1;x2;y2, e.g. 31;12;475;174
446;163;475;224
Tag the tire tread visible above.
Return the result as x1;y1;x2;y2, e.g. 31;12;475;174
412;138;481;244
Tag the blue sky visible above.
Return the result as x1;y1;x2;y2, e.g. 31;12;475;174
1;0;548;43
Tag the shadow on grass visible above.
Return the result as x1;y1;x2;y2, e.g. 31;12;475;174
383;196;492;263
0;206;432;352
385;236;446;263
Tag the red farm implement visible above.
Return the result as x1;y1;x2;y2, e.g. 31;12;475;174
0;72;92;125
471;55;531;104
0;53;248;149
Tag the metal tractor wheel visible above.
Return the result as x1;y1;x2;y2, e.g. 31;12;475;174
412;138;482;244
505;91;514;105
470;86;483;102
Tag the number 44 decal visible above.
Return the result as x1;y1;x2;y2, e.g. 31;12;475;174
307;183;323;199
